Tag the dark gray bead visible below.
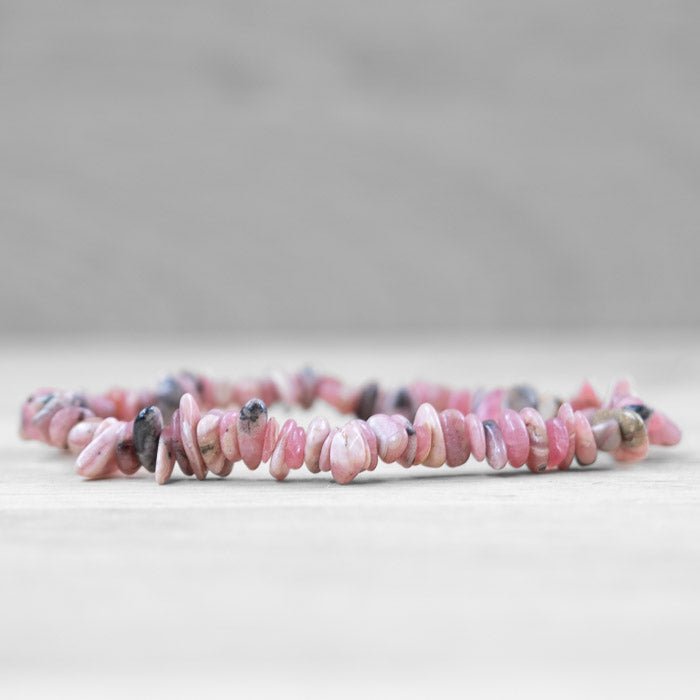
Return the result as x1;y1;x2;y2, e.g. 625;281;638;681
238;398;267;434
506;384;539;411
156;376;184;418
133;406;163;472
626;404;653;421
355;382;379;421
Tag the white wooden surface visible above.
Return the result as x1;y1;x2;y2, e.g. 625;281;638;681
1;332;699;698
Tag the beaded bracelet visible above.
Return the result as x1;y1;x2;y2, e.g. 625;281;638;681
20;369;681;485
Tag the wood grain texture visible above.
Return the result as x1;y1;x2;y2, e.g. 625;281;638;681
1;332;699;698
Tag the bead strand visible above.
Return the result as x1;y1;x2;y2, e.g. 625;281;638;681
20;373;682;485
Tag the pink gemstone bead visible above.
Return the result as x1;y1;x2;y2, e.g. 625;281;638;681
391;415;417;468
261;417;280;464
447;389;472;415
67;417;102;454
155;426;176;485
179;393;207;480
439;409;470;467
498;409;529;468
412;423;431;465
574;411;597;465
219;411;241;462
76;423;120;479
556;403;577;470
330;422;369;484
304;416;331;473
464;414;486;462
646;411;682;446
476;389;505;422
270;419;296;481
414;403;446;467
170;408;193;477
319;428;337;473
368;414;408;463
237;399;268;470
115;420;140;475
286;425;306;470
546;418;569;469
197;412;226;475
570;380;601;412
483;420;507;470
354;420;379;471
521;407;548;473
49;406;91;449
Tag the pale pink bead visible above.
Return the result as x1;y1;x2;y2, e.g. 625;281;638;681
447;389;472;415
546;418;569;469
610;379;632;406
155;426;176;485
85;395;117;419
412;423;431;465
319;428;337;472
237;399;268;470
483;420;508;470
464;413;486;462
32;396;67;441
330;422;370;484
179;394;207;480
521;407;548;473
271;370;301;406
49;406;91;449
76;423;120;479
197;412;225;475
67;417;102;454
219;411;240;462
171;408;193;476
570;380;601;412
391;415;418;468
556;403;577;470
286;425;306;470
574;411;597;465
95;417;119;437
476;389;505;422
414;403;446;467
115;420;140;475
317;377;359;414
354;420;379;471
261;417;280;463
304;416;330;473
646;411;682;446
498;409;529;468
367;414;409;463
270;419;296;481
439;409;470;467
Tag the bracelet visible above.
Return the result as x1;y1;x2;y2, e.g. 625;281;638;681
20;369;682;485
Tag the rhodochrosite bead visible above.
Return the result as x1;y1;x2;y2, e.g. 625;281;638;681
20;372;680;485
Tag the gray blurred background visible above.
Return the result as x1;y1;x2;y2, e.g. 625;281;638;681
1;0;698;334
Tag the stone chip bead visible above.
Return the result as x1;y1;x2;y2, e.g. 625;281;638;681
367;414;409;463
439;409;470;467
483;420;507;470
196;411;226;476
498;409;529;468
330;421;370;484
414;403;446;467
155;425;176;485
133;406;164;473
76;420;120;480
304;416;331;473
521;407;548;473
237;398;268;470
179;394;207;480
